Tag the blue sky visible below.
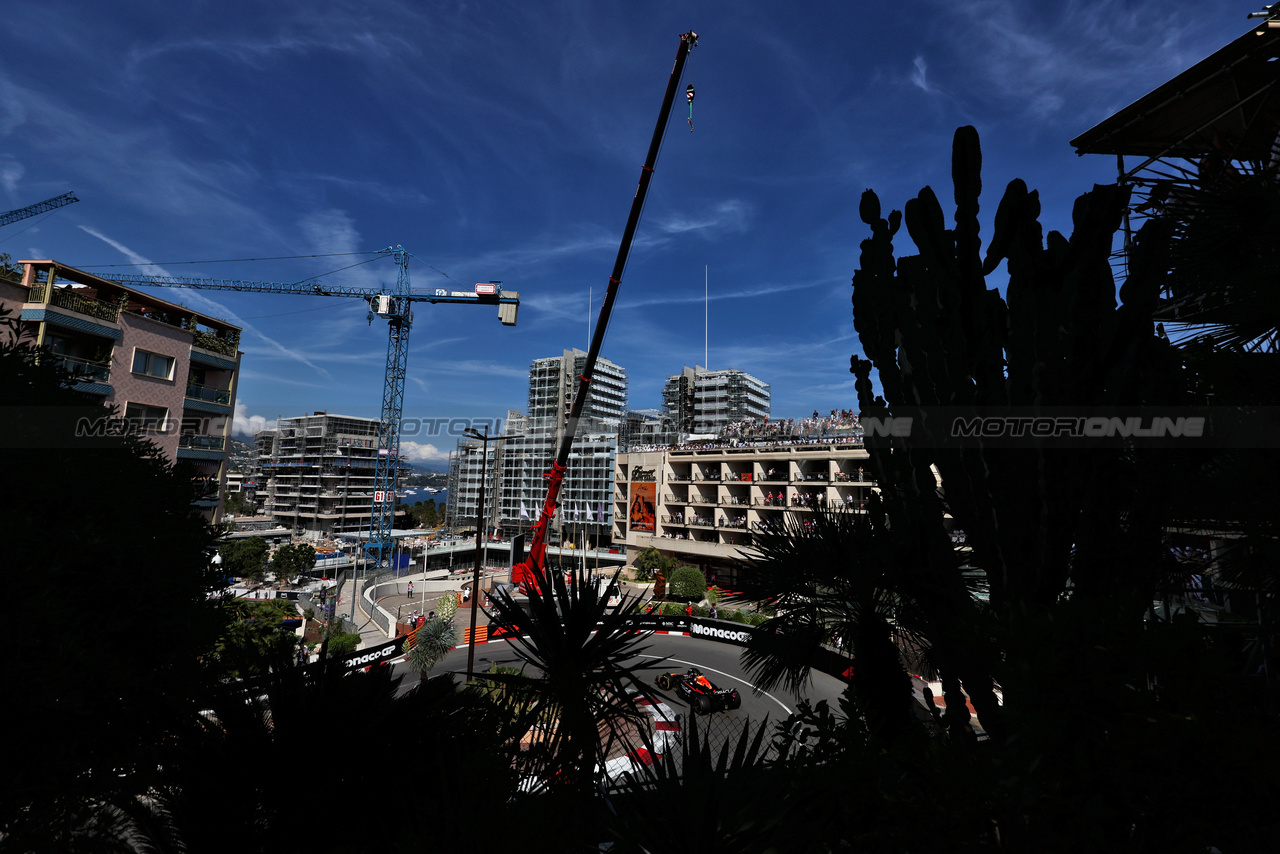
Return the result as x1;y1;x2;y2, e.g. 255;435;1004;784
0;1;1251;462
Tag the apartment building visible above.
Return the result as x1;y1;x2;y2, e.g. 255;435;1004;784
614;440;875;588
527;348;628;435
662;366;771;435
447;350;627;546
256;412;405;540
0;260;241;522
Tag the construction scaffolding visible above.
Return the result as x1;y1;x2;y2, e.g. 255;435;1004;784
662;366;771;435
256;413;403;539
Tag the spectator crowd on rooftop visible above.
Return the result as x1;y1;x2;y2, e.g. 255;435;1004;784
628;409;864;453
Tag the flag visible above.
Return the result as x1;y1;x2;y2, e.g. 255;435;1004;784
520;502;530;520
597;502;604;522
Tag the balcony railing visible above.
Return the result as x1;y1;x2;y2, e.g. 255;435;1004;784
32;286;123;323
186;382;231;404
56;355;111;383
179;434;226;451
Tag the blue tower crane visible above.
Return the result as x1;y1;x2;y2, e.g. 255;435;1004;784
1;192;79;228
108;245;519;569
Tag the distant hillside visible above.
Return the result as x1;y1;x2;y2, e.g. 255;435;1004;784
402;469;448;488
404;459;450;474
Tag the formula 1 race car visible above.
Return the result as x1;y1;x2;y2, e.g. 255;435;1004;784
654;667;742;715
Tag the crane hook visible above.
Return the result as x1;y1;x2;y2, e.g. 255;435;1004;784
686;84;695;132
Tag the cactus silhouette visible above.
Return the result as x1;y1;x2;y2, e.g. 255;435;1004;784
850;126;1180;744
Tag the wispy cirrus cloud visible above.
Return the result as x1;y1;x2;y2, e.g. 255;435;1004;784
235;370;328;389
428;359;529;379
910;55;933;93
652;199;752;236
124;29;419;78
295;208;388;293
0;158;23;197
618;277;828;311
79;225;333;379
0;75;26;135
464;226;618;271
940;0;1232;122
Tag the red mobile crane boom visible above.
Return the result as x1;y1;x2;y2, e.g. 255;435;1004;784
512;30;698;594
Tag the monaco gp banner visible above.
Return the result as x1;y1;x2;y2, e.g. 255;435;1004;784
619;615;755;645
687;618;754;646
334;636;408;671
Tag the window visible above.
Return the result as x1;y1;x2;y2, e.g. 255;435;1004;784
124;402;168;434
132;349;174;379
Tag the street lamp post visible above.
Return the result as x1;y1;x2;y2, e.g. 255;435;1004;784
463;426;509;681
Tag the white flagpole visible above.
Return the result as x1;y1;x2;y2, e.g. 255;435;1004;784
704;265;708;369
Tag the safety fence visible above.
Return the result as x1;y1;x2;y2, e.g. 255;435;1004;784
359;567;406;635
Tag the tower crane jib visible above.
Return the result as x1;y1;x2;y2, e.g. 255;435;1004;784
0;192;79;228
105;245;519;569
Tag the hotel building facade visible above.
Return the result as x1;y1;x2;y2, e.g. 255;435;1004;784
614;440;875;588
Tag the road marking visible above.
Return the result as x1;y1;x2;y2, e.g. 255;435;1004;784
638;654;792;714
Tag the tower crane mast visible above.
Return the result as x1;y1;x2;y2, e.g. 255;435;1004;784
108;245;519;569
1;192;79;228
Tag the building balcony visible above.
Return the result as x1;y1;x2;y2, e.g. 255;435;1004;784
179;434;225;451
27;283;122;323
52;354;112;383
190;328;240;357
185;382;231;405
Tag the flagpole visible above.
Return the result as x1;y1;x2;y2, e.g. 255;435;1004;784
704;265;708;369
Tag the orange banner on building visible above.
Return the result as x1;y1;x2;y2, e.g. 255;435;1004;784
629;482;656;533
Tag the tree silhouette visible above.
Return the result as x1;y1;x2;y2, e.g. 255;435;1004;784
0;307;227;844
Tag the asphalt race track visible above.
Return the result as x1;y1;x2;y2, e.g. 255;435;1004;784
391;631;848;726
